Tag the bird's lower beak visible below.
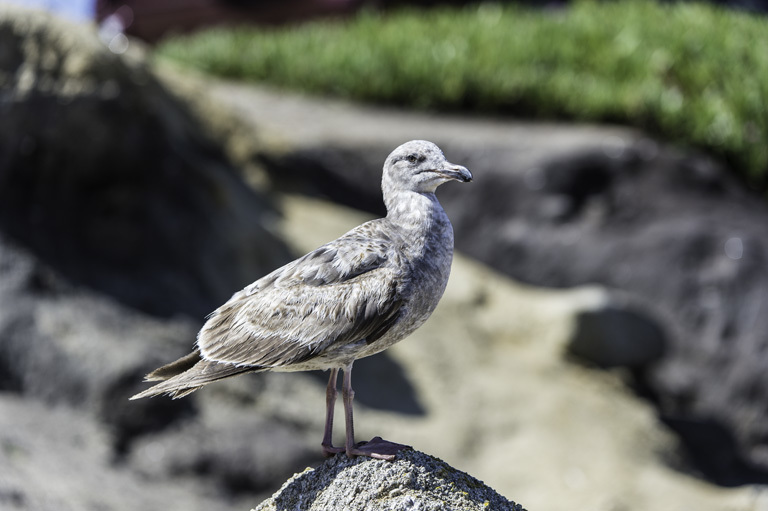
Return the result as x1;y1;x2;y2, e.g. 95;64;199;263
438;164;473;183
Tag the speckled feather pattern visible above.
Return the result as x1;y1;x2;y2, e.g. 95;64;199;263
131;140;471;399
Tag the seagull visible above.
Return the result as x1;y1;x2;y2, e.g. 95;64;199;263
131;140;472;460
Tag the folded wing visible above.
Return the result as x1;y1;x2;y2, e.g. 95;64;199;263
197;220;403;369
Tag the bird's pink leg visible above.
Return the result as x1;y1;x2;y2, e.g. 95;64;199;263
341;363;410;461
321;368;344;457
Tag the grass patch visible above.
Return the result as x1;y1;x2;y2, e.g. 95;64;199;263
156;1;768;189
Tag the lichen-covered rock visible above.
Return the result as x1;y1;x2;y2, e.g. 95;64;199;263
253;449;526;511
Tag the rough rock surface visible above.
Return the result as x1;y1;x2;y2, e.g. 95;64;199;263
253;449;525;511
205;81;768;484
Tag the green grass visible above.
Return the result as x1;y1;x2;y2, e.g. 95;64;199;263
156;1;768;189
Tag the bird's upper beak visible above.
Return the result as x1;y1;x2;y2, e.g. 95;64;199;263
436;163;473;183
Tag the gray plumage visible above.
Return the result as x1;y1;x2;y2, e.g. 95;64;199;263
130;140;472;447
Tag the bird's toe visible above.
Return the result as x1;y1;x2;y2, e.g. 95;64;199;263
346;436;410;461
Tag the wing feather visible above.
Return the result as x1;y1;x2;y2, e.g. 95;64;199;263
196;220;403;368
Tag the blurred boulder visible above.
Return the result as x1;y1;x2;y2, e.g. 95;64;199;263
128;390;316;497
0;394;230;511
566;291;666;368
0;229;199;441
207;82;768;483
0;6;289;319
0;8;300;511
445;141;768;485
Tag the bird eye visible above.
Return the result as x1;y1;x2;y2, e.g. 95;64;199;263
406;154;418;164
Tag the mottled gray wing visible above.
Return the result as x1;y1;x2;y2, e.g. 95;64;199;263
196;221;403;368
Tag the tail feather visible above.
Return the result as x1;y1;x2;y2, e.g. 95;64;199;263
145;350;202;382
130;351;259;400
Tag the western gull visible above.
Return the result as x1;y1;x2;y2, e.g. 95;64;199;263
131;140;472;460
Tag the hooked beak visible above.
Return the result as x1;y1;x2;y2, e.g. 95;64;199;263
436;163;473;183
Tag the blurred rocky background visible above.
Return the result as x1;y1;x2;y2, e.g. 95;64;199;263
1;1;768;510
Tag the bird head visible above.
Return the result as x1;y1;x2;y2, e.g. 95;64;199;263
383;140;472;194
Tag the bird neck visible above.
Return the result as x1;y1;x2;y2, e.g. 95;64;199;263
384;190;447;233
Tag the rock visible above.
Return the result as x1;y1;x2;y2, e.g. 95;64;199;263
0;3;291;447
205;81;768;483
443;142;768;485
0;227;316;506
128;396;316;496
0;394;227;511
0;8;301;510
0;229;195;426
253;449;526;511
0;6;289;319
566;291;666;368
